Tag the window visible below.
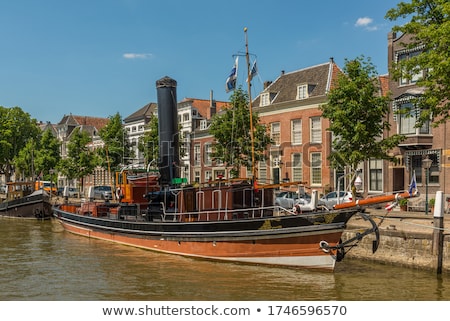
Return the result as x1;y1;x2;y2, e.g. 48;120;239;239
200;119;208;130
397;50;423;85
194;170;200;183
260;93;270;106
310;117;322;143
408;152;440;185
183;113;190;122
369;159;383;192
271;122;281;145
291;119;302;145
194;143;201;166
214;170;225;180
297;84;308;100
258;161;267;184
310;152;322;185
204;170;211;182
395;100;430;135
292;153;302;182
204;144;212;166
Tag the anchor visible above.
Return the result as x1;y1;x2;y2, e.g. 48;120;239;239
319;212;380;262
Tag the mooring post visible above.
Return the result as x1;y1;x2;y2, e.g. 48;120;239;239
432;191;444;274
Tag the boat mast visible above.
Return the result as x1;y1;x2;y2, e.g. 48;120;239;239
244;27;257;186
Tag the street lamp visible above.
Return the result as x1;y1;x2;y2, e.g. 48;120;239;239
422;155;432;215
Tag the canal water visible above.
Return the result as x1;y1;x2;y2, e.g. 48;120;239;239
1;217;450;301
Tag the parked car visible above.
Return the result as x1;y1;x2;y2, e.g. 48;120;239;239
275;191;311;209
319;191;358;209
93;185;112;200
57;187;80;198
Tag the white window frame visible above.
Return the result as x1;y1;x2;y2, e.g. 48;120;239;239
310;117;322;143
292;153;302;182
297;84;308;100
260;93;270;106
271;122;281;146
310;152;322;185
291;119;302;145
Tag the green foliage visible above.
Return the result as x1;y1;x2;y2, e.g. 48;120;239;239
209;87;272;178
14;129;61;181
320;56;405;172
57;128;95;181
0;106;40;181
98;112;132;171
399;198;408;206
386;0;450;126
34;129;61;180
429;198;435;206
138;114;159;166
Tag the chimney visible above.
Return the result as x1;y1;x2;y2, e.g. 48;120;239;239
263;81;272;89
156;76;179;185
208;89;216;119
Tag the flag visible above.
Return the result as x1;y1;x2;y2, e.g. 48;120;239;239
225;57;238;93
408;170;417;195
247;59;257;83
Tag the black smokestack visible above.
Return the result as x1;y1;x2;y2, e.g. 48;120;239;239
156;76;179;185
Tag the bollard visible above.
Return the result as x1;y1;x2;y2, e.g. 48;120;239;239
432;191;444;274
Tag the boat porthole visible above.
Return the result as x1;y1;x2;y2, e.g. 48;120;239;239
319;240;330;253
178;241;181;246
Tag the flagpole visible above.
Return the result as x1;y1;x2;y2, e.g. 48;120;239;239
244;27;257;187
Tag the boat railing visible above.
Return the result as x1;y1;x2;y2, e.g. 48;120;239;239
159;204;294;222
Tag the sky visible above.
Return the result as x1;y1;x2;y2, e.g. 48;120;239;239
0;0;406;124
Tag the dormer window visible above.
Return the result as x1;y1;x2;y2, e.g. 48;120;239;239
200;119;208;130
260;93;270;106
297;84;309;100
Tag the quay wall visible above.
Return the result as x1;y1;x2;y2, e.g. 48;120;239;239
342;213;450;272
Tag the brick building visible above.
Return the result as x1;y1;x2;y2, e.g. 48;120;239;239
386;32;450;205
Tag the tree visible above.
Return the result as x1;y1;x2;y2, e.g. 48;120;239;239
57;128;96;189
34;129;61;181
98;112;132;171
138;114;159;167
0;106;40;181
385;0;450;126
320;56;405;186
14;129;60;181
209;87;272;178
14;139;36;180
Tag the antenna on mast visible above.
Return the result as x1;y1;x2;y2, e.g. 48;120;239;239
244;27;257;188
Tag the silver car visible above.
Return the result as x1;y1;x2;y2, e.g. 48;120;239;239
93;185;113;200
275;191;311;209
319;191;356;209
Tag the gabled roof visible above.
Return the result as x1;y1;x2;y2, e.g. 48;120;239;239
179;98;229;119
58;114;109;130
253;61;340;106
124;102;157;123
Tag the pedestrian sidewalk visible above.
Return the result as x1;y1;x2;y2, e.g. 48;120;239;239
349;207;450;235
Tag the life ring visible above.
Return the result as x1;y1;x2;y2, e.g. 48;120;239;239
292;204;302;215
319;240;331;253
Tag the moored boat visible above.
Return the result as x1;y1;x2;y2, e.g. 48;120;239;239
0;182;53;219
53;74;418;271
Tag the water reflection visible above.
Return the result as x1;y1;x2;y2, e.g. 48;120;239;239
0;218;449;301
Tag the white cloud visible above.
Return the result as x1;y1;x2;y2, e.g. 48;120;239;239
355;17;378;31
123;53;153;59
355;17;373;27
